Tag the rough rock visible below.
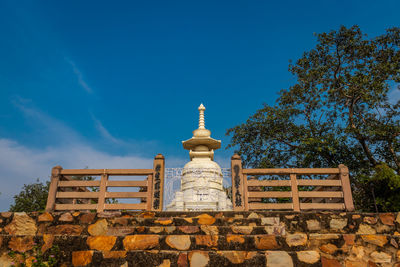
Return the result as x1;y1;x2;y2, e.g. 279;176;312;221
41;234;54;253
159;259;171;267
379;213;395;226
266;251;293;267
329;218;347;230
231;225;253;234
166;235;191;250
319;243;338;254
363;216;377;224
217;251;256;264
38;212;54;222
296;250;320;264
286;233;307;247
343;234;355;246
396;213;400;224
321;257;341;267
196;214;215;225
306;220;321;231
247;212;259;219
47;224;83;235
357;224;376;234
72;251;93;267
102;251;127;259
88;219;108;236
123;235;159;250
150;226;164;233
177;253;188;267
361;235;388;247
8;236;35;253
261;217;279;225
195;235;218;247
179;226;199;234
80;213;96;224
309;234;340;240
200;225;218;235
188;251;209;267
87;236;117;251
59;212;74;222
106;226;135;236
370;251;392;263
4;212;37;235
155;218;173;225
227;235;245;244
255;235;281;250
265;224;285;235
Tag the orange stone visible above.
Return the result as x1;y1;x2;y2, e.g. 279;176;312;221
166;235;191;250
41;234;54;253
226;235;245;244
363;216;377;224
217;251;255;264
188;251;209;267
140;211;155;218
72;251;93;266
343;234;355;246
361;235;388;247
88;219;108;236
47;224;83;235
155;218;173;225
345;261;368;267
8;236;35;253
183;218;193;223
59;212;74;222
80;213;96;224
195;235;218;247
231;226;253;235
379;213;395;226
87;236;117;251
196;214;215;225
321;257;341;267
254;235;280;249
178;252;188;267
123;235;159;250
136;226;145;233
179;226;199;234
158;259;171;267
102;251;127;259
38;212;54;222
320;243;338;254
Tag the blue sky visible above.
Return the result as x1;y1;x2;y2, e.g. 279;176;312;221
0;0;399;211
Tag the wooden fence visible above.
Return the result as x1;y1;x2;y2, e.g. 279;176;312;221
231;154;354;211
45;154;165;212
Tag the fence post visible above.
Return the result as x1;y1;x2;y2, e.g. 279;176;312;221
339;164;354;211
97;173;109;213
151;154;165;211
231;154;246;211
45;166;62;212
290;173;300;212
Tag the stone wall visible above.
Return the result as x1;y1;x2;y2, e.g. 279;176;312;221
0;211;399;266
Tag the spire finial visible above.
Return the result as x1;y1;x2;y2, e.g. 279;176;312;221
198;103;205;129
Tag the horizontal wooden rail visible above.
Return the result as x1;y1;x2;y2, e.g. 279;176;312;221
243;168;340;175
105;192;147;198
60;169;154;176
45;154;165;212
248;191;292;198
231;154;354;212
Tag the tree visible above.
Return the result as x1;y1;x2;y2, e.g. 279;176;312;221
9;179;50;212
9;175;118;212
227;25;400;211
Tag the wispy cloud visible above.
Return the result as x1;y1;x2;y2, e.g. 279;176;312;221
0;99;185;211
65;57;93;94
91;114;122;144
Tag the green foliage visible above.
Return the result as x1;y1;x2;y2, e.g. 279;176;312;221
8;244;60;267
10;174;118;212
227;25;400;211
9;179;50;212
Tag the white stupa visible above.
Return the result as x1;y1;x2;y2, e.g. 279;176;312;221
166;104;233;211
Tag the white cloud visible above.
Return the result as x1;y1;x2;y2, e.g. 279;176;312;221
65;58;93;94
0;137;155;211
91;114;123;144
